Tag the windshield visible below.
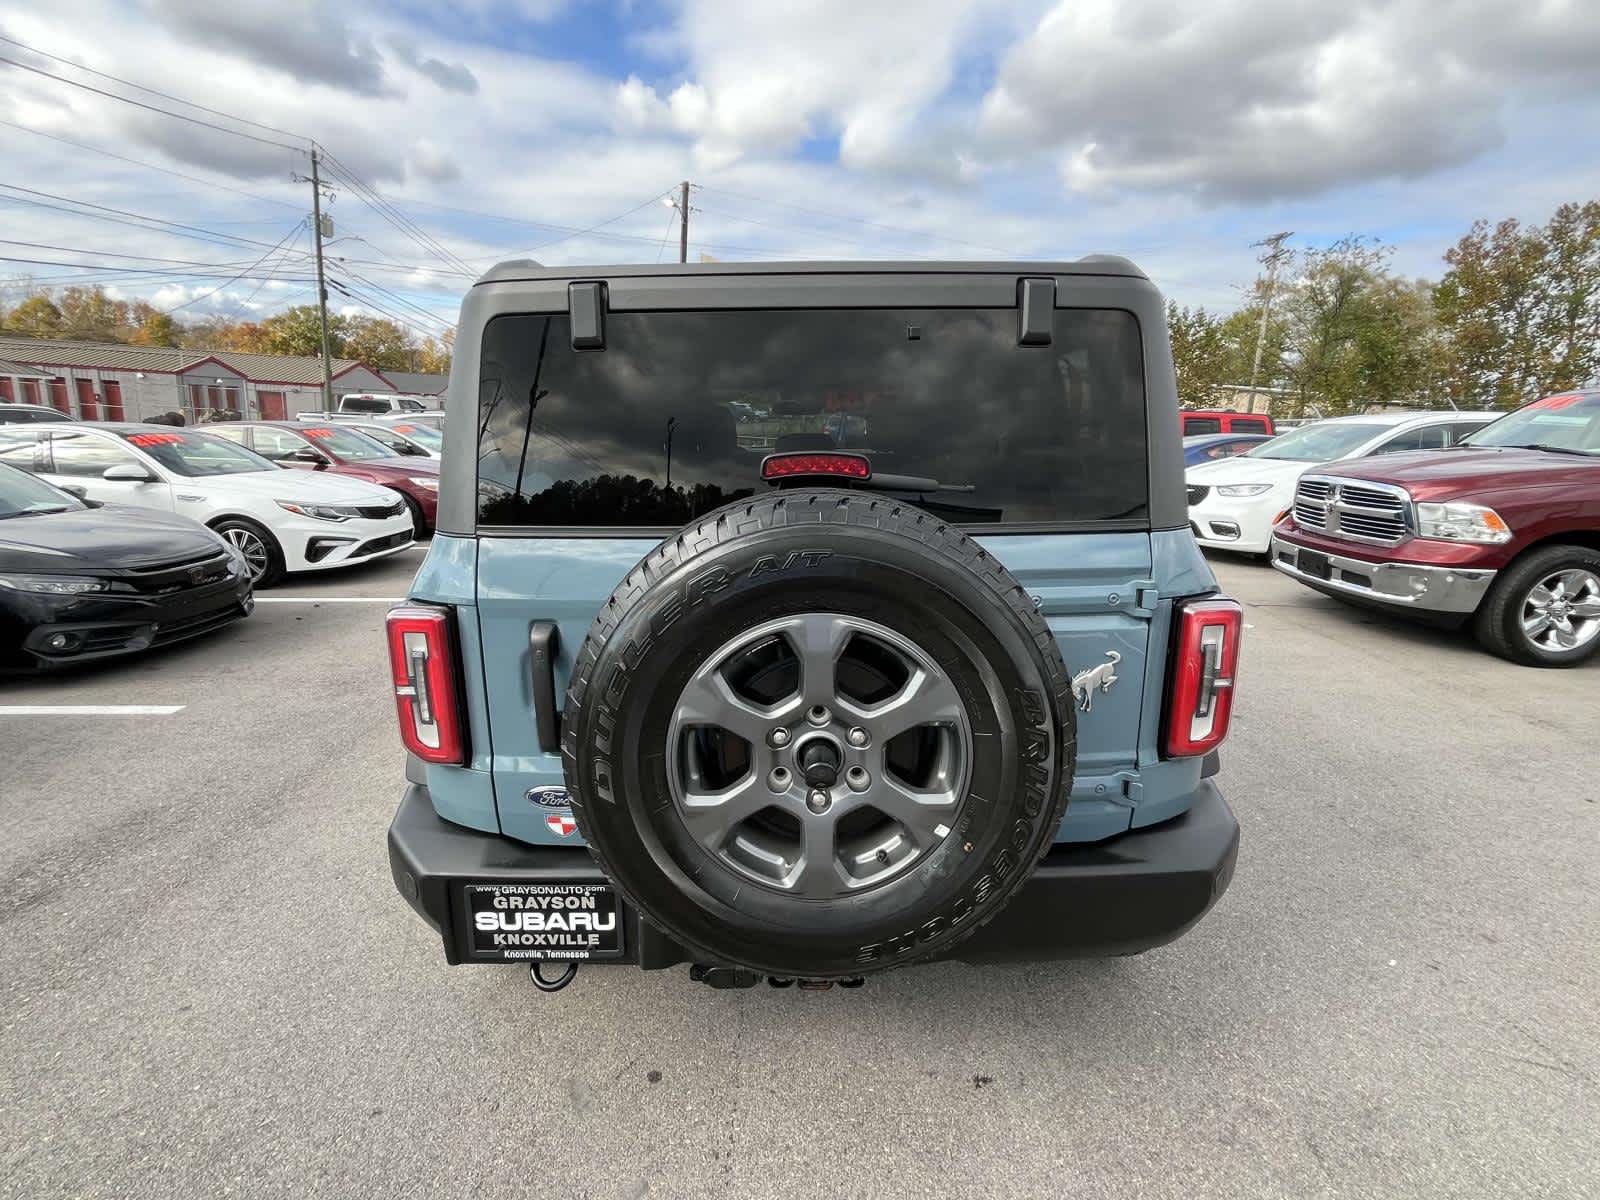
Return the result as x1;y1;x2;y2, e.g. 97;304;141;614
385;422;444;451
120;430;276;477
477;307;1148;527
1245;423;1389;462
0;462;83;516
1461;394;1600;455
298;425;394;461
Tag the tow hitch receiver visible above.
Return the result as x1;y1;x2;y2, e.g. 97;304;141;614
689;965;866;990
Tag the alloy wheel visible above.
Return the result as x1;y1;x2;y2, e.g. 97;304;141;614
222;527;270;582
1520;567;1600;654
666;613;972;898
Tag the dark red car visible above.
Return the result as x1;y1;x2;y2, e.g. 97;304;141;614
211;421;439;534
1270;391;1600;667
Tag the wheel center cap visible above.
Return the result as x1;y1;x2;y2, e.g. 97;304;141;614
796;736;843;789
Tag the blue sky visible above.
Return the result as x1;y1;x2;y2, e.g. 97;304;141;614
2;0;1599;342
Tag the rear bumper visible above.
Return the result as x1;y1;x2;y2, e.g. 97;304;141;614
388;780;1240;969
1270;534;1496;614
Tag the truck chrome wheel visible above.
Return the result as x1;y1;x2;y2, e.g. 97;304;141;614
667;613;972;898
1520;568;1600;654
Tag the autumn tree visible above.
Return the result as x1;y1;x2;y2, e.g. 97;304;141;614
343;316;414;370
128;302;180;347
2;295;65;338
1434;202;1600;408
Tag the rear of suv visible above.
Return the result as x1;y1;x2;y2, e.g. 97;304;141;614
385;260;1243;989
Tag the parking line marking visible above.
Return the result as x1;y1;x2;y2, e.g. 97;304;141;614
0;705;187;716
253;596;403;603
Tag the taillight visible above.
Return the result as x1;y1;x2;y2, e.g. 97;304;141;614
761;452;871;481
1164;598;1243;758
385;604;467;765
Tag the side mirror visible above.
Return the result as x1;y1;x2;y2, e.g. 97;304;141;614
103;463;156;483
60;483;88;499
283;448;327;467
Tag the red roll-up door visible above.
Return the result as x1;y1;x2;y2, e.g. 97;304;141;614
258;390;287;420
103;380;126;421
75;378;99;421
21;380;40;405
49;379;70;414
0;379;13;403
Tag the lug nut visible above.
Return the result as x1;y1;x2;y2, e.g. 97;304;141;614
768;767;791;792
807;705;831;726
807;789;831;813
767;727;791;749
847;726;869;748
846;766;870;792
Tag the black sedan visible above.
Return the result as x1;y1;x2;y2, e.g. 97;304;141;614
0;463;254;671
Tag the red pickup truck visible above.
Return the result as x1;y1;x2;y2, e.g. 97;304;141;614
1271;391;1600;667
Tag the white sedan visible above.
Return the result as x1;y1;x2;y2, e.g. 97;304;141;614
0;422;414;586
1186;410;1501;555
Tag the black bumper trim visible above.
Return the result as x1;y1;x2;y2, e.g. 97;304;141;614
388;781;1239;968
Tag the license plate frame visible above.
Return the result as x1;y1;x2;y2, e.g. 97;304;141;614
461;881;625;962
1297;550;1332;581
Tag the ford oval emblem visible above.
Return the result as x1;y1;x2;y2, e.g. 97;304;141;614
525;785;571;809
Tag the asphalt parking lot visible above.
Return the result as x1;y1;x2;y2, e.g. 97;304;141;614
2;546;1595;1200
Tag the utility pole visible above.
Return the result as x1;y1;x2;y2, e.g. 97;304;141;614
1246;231;1292;409
678;180;690;264
309;147;335;413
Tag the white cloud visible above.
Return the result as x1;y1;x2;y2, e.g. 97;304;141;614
978;0;1600;202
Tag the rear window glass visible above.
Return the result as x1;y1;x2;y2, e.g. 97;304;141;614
476;308;1147;527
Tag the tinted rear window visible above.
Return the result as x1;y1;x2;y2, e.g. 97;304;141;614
476;307;1146;528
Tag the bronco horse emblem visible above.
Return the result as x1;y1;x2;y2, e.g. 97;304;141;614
1071;651;1122;713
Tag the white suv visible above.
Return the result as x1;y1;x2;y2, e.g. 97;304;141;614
0;423;414;586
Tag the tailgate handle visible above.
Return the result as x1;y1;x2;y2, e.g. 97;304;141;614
529;621;562;753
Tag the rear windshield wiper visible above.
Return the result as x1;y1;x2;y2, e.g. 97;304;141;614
858;472;976;493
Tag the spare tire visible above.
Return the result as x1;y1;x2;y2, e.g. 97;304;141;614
561;490;1075;977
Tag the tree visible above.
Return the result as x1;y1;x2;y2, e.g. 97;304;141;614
1434;202;1600;408
1166;302;1279;409
251;305;350;358
128;303;181;347
57;286;130;341
415;330;453;375
2;295;65;338
1276;238;1440;416
344;316;414;370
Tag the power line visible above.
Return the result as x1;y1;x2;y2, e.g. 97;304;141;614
500;190;676;258
0;33;309;144
317;150;476;277
0;119;304;211
0;54;305;154
0;239;277;270
162;220;311;315
326;278;449;342
0;254;312;281
338;267;456;331
0;183;295;253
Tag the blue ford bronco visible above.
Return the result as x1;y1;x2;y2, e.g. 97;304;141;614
386;260;1242;990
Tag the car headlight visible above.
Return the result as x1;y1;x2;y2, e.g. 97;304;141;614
0;573;127;595
407;477;439;490
276;500;364;522
1215;484;1273;497
1415;501;1512;544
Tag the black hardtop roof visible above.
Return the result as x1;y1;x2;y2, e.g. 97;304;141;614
475;255;1147;287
